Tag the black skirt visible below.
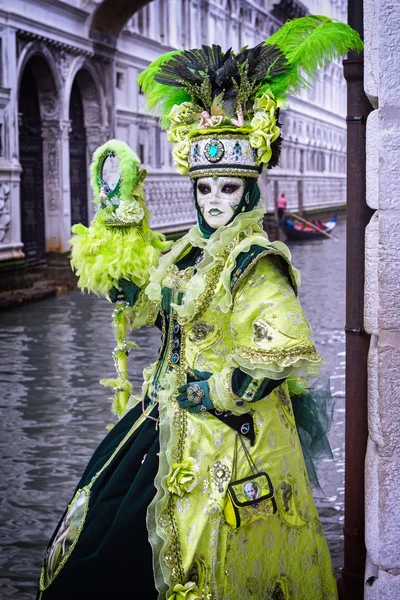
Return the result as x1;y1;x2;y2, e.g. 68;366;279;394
38;402;160;600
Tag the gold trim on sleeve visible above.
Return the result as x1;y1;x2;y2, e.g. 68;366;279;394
235;344;321;366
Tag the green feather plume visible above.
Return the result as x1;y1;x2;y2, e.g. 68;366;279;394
138;16;362;117
138;50;192;117
137;50;180;89
263;15;363;99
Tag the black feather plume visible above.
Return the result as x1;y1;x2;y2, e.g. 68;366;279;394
154;43;289;111
267;111;283;169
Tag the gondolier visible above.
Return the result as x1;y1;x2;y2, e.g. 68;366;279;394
276;192;287;223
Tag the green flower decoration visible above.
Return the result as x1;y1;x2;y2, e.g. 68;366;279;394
249;95;281;165
287;376;307;396
253;91;286;112
167;125;191;144
172;139;191;175
167;102;198;125
167;582;201;600
251;111;274;132
115;200;145;224
166;458;198;497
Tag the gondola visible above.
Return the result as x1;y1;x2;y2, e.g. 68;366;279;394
282;216;338;241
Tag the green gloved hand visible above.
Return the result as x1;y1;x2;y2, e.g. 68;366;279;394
109;279;140;307
177;370;214;414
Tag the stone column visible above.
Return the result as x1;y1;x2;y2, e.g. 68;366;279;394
59;119;72;251
364;1;400;598
148;0;159;41
168;0;180;47
190;1;198;47
41;120;64;253
0;25;24;261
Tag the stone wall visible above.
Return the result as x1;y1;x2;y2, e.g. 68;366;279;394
364;1;400;597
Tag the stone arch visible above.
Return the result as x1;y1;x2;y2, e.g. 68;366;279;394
17;45;62;259
65;58;108;141
66;60;108;225
89;0;153;42
17;42;61;121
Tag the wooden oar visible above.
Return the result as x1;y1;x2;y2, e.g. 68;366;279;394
287;212;338;241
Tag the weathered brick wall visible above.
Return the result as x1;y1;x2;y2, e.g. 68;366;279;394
364;1;400;597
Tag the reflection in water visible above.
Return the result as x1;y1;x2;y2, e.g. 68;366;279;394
0;222;346;597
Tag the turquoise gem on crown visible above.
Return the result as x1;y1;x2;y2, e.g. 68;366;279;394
209;144;218;157
204;138;225;163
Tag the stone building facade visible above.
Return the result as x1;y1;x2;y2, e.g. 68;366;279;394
0;0;347;265
364;1;400;598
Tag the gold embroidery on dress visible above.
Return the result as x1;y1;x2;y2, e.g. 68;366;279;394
189;322;215;342
253;317;299;344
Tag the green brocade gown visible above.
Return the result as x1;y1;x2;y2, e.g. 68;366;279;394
38;209;338;600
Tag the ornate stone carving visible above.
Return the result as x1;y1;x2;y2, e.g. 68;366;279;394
0;183;11;243
40;93;58;119
42;121;61;212
86;125;108;157
57;50;74;83
271;0;307;22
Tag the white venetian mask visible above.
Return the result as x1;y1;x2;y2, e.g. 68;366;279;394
196;176;245;228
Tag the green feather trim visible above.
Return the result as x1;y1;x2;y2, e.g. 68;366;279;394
71;138;171;296
99;378;133;415
287;21;363;75
70;212;168;296
264;15;363;99
90;139;140;201
138;50;192;119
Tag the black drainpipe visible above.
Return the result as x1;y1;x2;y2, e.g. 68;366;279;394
337;1;374;598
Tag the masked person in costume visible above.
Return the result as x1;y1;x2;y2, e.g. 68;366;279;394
37;16;362;600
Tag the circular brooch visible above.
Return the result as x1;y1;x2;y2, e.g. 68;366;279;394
187;383;205;404
204;139;225;163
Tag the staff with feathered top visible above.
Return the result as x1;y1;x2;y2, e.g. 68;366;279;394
70;139;170;416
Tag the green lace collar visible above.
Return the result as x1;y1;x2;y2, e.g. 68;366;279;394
145;206;299;323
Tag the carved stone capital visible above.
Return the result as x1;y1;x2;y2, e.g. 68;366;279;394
41;119;61;140
57;49;74;83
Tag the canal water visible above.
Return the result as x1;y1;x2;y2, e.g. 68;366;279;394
0;221;346;598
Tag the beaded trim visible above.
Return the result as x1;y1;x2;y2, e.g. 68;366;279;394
241;377;264;402
157;293;188;587
189;166;260;180
146;299;160;326
223;370;242;404
235;344;321;366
